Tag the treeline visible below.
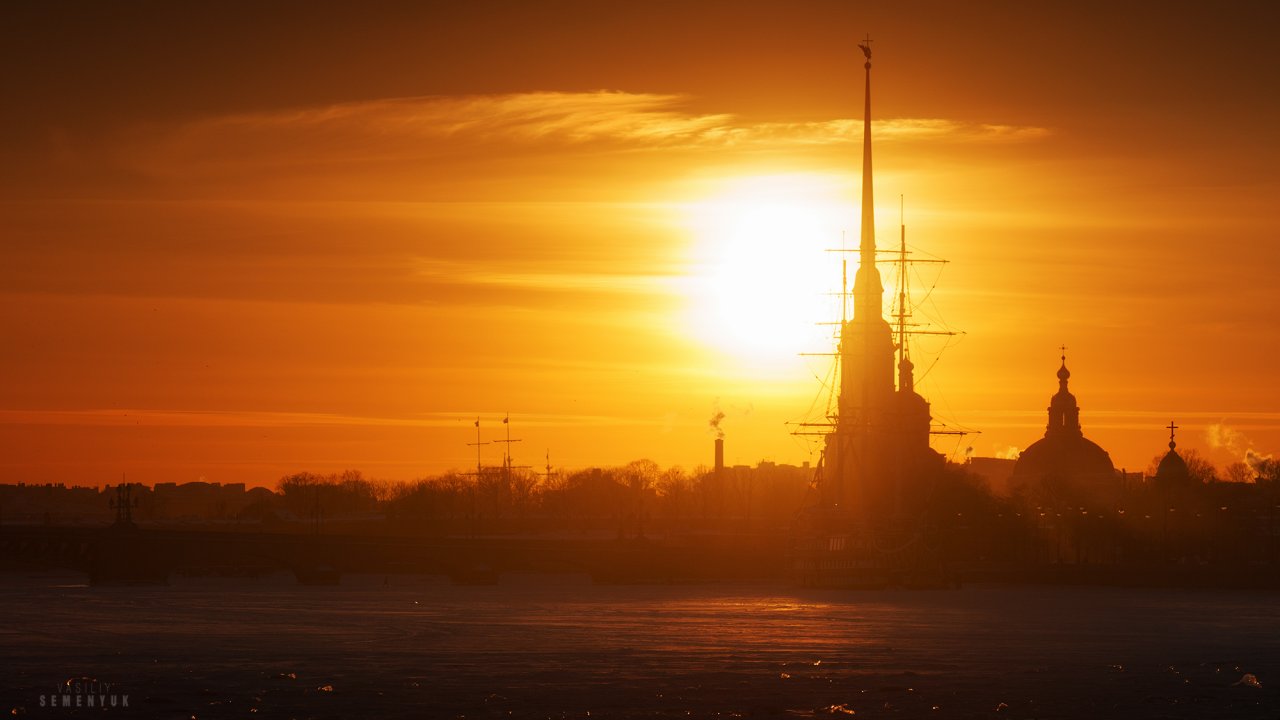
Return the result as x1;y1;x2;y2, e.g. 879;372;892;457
267;454;1280;557
1144;447;1280;485
271;461;816;536
10;453;1280;567
983;452;1280;567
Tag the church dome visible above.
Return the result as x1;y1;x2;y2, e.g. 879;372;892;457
1050;389;1077;408
897;388;929;410
1155;448;1190;483
1012;352;1116;481
1014;433;1116;479
1154;423;1193;488
1048;359;1078;420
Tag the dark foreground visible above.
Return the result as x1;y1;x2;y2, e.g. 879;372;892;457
1;574;1277;719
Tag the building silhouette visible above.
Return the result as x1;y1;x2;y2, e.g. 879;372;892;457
820;42;942;519
1011;352;1117;504
1152;421;1193;490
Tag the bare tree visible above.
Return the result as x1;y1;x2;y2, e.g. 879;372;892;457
1223;461;1253;484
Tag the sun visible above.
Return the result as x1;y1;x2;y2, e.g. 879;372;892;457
681;173;851;370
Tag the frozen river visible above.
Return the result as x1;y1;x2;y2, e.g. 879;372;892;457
1;572;1277;718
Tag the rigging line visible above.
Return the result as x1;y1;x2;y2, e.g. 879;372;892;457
917;328;964;361
906;243;948;266
913;262;943;292
825;356;840;418
911;279;943;318
921;293;948;329
803;366;834;422
914;347;945;385
924;373;979;435
914;308;955;345
792;354;836;429
788;425;817;457
910;263;944;314
809;368;830;393
907;242;947;262
905;250;948;278
801;367;834;453
931;397;977;430
910;254;947;292
920;269;950;318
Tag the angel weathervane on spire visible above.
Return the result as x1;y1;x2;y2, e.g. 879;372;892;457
858;34;872;61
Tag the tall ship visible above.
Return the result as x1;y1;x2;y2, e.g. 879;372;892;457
790;40;958;589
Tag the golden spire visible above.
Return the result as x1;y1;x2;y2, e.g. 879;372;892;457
858;34;875;275
852;33;883;324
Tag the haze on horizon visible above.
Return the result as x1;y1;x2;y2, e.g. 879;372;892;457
2;1;1278;488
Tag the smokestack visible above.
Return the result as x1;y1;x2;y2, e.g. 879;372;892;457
714;438;724;475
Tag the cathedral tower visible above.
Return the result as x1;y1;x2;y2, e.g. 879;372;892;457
823;41;941;517
838;39;896;426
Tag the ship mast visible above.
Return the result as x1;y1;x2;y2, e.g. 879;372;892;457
467;417;489;479
895;195;910;384
492;412;531;484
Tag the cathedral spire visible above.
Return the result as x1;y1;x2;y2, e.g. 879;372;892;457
858;36;875;265
825;38;944;516
838;35;895;423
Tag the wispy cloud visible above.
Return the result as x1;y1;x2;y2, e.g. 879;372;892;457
964;409;1280;432
122;92;1049;179
413;257;684;296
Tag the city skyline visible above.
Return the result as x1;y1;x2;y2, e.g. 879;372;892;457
3;1;1279;487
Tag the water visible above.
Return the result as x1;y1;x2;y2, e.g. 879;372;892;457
1;572;1277;718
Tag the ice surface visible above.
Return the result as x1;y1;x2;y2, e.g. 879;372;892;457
1;571;1278;718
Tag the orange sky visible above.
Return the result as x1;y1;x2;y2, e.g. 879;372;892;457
2;1;1279;487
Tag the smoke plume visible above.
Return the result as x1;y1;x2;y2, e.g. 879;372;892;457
1205;422;1248;455
995;446;1021;460
708;410;725;439
1245;449;1273;474
1205;422;1275;479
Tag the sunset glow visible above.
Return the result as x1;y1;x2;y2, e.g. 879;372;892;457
8;7;1280;720
682;174;844;366
2;2;1278;488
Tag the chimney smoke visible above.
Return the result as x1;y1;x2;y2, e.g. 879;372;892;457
709;409;725;439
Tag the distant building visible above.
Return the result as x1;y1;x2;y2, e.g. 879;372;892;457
150;481;255;520
966;456;1017;495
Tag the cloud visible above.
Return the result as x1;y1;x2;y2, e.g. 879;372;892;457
412;257;682;297
120;92;1050;181
964;409;1280;432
